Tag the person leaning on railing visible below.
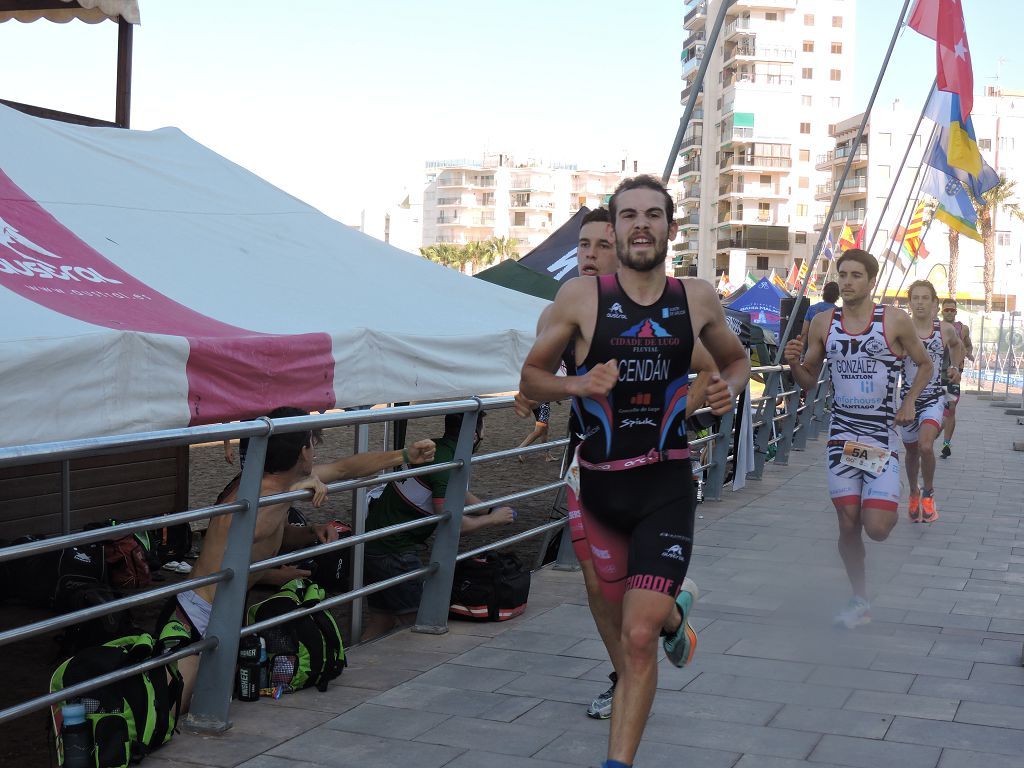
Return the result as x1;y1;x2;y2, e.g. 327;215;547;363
360;411;516;642
156;405;437;713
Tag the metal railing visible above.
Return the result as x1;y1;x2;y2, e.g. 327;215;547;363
0;365;833;733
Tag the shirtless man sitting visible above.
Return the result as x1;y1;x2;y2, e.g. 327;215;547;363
160;405;436;711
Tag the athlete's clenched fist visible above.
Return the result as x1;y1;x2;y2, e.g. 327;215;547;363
569;359;619;398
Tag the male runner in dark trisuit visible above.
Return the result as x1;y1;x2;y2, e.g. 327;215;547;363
521;176;749;768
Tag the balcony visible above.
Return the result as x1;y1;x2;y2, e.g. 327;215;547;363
681;55;703;78
719;153;792;171
719;126;754;146
681;132;704;150
684;2;706;27
680;83;704;104
683;30;706;49
678;159;702;177
724;17;753;39
723;72;794;89
816;208;867;228
436;197;462;206
815;177;868;200
680;212;700;229
818;145;869;169
675;186;701;205
437;176;466;188
724;43;796;65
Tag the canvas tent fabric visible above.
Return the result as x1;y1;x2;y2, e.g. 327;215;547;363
0;104;546;448
725;277;788;333
474;259;560;301
0;0;139;24
516;207;590;283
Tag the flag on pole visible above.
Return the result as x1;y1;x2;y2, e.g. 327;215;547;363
903;200;928;260
923;166;982;241
887;226;930;270
716;272;730;293
837;219;856;252
784;262;799;289
770;269;789;293
908;0;974;122
853;221;865;249
821;230;835;263
744;272;757;288
797;260;809;285
923;88;999;197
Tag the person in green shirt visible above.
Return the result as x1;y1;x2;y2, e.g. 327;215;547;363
362;411;515;640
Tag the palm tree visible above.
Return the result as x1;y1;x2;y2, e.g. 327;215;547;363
965;176;1024;311
419;243;463;269
486;235;521;263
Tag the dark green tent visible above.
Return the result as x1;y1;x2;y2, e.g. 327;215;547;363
475;259;560;301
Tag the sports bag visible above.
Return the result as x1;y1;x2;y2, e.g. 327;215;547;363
49;633;182;768
246;578;346;692
58;584;140;657
450;551;531;622
0;535;105;609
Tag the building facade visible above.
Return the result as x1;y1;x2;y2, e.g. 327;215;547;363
676;0;856;283
422;154;625;260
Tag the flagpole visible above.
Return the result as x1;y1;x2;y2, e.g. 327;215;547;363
865;79;937;256
661;0;736;184
876;179;927;304
773;0;915;362
891;214;937;302
872;120;938;302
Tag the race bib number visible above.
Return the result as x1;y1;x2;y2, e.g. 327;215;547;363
565;450;581;497
840;440;890;475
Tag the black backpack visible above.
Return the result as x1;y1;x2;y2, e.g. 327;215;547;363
57;584;141;656
246;579;346;692
450;551;531;622
49;633;182;768
0;535;105;609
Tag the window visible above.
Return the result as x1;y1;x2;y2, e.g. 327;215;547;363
765;11;777;20
1000;136;1016;151
831;42;843;54
828;123;837;135
979;138;992;151
803;40;815;52
802;68;813;80
832;15;843;27
799;149;811;162
795;232;807;244
878;164;890;179
756;256;770;270
799;176;810;189
879;132;892;147
830;96;841;109
804;13;815;25
830;69;842;81
513;212;526;226
802;94;813;107
760;174;772;185
997;231;1012;247
796;203;809;216
800;122;811;134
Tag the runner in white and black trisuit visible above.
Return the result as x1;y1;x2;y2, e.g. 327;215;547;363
785;249;933;629
939;297;974;458
899;281;963;523
521;176;749;768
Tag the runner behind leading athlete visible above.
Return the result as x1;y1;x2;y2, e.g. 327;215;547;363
520;176;749;768
939;297;974;458
784;249;932;629
900;281;963;522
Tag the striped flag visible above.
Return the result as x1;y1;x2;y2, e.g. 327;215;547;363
770;269;790;293
785;262;799;289
903;200;927;259
837;219;856;252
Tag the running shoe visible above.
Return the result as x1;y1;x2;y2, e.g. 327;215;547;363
833;597;871;629
941;441;951;458
586;672;617;719
908;492;922;523
663;577;699;667
920;494;939;523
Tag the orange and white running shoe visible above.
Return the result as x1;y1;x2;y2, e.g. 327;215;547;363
920;493;939;523
908;492;922;523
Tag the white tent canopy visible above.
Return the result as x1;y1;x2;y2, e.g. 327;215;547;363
0;0;139;25
0;104;546;448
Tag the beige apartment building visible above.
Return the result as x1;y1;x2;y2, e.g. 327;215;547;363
676;0;856;282
422;154;625;259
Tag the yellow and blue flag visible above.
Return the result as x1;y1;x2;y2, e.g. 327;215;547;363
922;166;981;242
923;88;998;198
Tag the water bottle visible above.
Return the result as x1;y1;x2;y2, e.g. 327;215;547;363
236;636;261;701
61;702;93;768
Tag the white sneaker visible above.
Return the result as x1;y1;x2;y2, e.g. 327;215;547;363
833;597;871;629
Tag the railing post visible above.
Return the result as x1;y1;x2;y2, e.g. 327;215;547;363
793;370;813;451
774;380;801;464
751;371;780;480
413;403;479;633
705;403;736;502
184;431;269;733
990;314;1005;397
350;421;370;643
812;369;830;436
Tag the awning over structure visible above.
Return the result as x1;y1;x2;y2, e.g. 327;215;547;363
0;0;139;24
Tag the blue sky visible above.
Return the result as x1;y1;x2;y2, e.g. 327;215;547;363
0;0;1017;224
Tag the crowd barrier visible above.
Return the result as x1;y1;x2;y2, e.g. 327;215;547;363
0;364;830;734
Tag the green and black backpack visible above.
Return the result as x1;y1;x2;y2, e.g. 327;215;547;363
246;578;346;692
49;633;182;768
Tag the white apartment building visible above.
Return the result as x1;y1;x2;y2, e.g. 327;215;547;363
676;0;856;283
422;154;625;258
815;99;927;286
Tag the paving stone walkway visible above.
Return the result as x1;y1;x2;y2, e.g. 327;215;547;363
153;392;1024;768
